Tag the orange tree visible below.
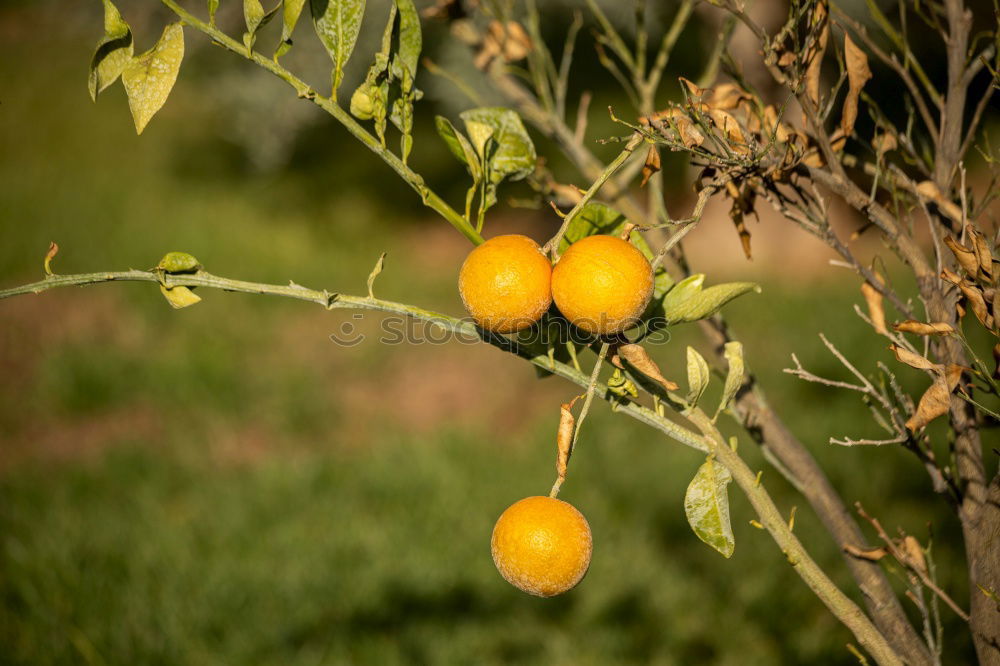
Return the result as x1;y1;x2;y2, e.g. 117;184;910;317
2;1;999;663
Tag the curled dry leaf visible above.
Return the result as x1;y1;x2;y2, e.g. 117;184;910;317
843;544;889;562
777;51;796;67
44;242;59;276
679;77;704;99
873;132;897;158
944;235;981;277
803;1;829;112
900;535;928;575
707;83;750;111
967;224;995;282
958;280;994;329
555;400;576;482
889;343;939;371
640;145;661;187
893;320;954;336
906;364;963;431
618;343;680;392
840;33;872;141
916;180;962;222
861;279;888;335
474;20;531;69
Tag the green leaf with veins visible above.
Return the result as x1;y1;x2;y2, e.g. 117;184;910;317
310;0;366;93
459;108;536;184
658;274;760;324
88;0;133;101
276;0;307;58
684;456;735;558
121;23;185;135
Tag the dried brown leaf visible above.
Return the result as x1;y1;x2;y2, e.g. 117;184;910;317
679;76;704;99
676;115;705;148
555;400;576;480
777;51;796;67
889;343;939;371
840;33;872;140
958;280;994;329
708;83;749;111
844;544;889;562
804;1;829;112
861;279;888;335
944;235;980;276
618;343;680;392
641;145;660;188
708;108;746;146
893;320;955;336
906;364;963;431
873;132;897;157
900;535;927;575
968;224;995;282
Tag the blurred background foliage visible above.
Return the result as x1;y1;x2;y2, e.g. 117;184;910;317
1;0;995;663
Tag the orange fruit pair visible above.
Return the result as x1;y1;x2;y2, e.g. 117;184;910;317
459;233;653;335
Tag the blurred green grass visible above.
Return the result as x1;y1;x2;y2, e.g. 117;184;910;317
0;3;977;664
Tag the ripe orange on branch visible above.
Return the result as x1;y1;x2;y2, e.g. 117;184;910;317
459;234;552;333
491;496;593;597
551;235;654;335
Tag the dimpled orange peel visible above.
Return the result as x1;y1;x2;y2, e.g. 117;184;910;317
491;496;593;597
551;234;654;335
458;234;552;333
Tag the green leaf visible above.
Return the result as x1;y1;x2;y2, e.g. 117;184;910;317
243;0;279;53
458;107;536;184
208;0;220;25
392;0;421;83
686;346;710;407
157;251;201;273
684;457;735;558
276;0;307;57
310;0;366;93
435;116;481;181
659;274;760;324
88;0;133;102
122;23;185;135
159;284;201;309
715;341;745;419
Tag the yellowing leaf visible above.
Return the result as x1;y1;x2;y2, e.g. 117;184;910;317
159;284;201;309
684;457;735;558
840;33;872;140
686;346;710;407
715;341;744;419
88;0;133;101
122;23;185;135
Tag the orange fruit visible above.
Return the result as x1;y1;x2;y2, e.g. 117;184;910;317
551;235;653;335
459;234;552;333
491;496;593;597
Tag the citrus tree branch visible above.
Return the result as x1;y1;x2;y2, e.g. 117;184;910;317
0;266;901;664
159;0;483;246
